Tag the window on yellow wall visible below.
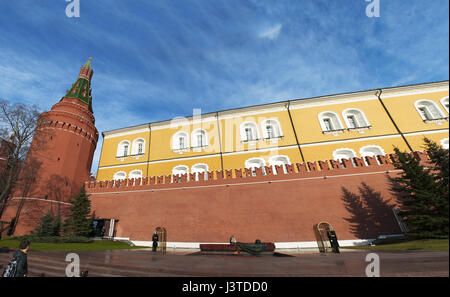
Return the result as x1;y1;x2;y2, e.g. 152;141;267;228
117;141;130;157
269;155;290;174
441;97;449;113
323;118;332;131
129;170;142;179
333;149;357;167
342;109;370;130
360;145;385;165
261;119;283;139
113;171;127;180
245;158;266;176
192;129;207;148
172;131;189;151
318;111;344;133
131;138;145;155
192;163;208;181
414;100;446;121
240;122;259;142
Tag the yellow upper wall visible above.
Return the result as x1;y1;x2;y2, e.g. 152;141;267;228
380;89;449;134
218;106;297;153
96;81;449;180
149;115;221;161
289;96;399;144
99;127;150;167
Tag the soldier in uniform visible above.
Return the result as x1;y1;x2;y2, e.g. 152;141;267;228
327;228;340;253
152;231;159;252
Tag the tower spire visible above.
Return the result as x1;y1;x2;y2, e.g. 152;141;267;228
65;58;94;111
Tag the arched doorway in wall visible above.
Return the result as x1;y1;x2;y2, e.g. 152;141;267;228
314;222;334;253
155;226;167;253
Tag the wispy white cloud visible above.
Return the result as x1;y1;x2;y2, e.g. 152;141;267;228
258;24;282;40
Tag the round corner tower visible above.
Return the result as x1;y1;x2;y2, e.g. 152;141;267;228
1;58;99;235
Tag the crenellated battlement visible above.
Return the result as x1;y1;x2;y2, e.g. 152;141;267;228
37;118;98;144
85;150;431;192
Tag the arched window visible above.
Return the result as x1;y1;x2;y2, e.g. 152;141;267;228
191;129;208;148
261;119;283;139
441;138;449;150
245;158;266;176
191;163;209;181
441;97;449;113
318;112;344;133
333;148;357;167
269;155;290;174
360;145;385;165
131;138;145;155
129;170;142;179
172;131;189;151
240;122;259;142
414;100;446;121
117;140;130;157
172;165;189;176
359;145;385;157
342;109;370;129
113;171;127;181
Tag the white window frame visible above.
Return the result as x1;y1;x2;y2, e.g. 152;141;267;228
131;138;145;155
268;155;291;174
414;99;446;121
116;140;130;158
240;122;260;142
359;145;385;165
261;119;283;140
440;96;449;113
113;171;127;181
172;165;189;176
191;163;209;181
332;148;358;166
441;138;449;150
129;170;143;179
172;165;189;182
342;108;371;130
318;111;345;133
191;129;208;148
359;145;385;157
245;157;266;176
172;131;189;151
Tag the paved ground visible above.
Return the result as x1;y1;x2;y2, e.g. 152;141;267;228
0;248;448;277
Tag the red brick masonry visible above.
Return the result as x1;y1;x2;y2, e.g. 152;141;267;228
85;152;430;245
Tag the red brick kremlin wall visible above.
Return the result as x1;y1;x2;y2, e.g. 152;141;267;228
86;152;430;246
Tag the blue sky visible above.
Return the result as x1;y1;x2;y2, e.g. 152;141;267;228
0;0;448;173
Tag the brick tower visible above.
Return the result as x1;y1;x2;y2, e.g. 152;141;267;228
0;58;99;235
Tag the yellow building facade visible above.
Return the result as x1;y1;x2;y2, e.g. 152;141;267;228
96;81;449;181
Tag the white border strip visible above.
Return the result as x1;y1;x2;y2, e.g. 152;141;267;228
10;197;72;206
128;239;376;249
104;127;151;139
403;129;449;137
89;170;403;195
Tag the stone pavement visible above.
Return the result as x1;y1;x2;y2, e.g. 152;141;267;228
0;248;448;277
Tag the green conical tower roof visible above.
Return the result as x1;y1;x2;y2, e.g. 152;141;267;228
65;58;94;111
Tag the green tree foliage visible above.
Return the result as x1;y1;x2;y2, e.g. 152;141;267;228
34;212;54;236
34;212;62;236
63;185;93;237
390;138;449;239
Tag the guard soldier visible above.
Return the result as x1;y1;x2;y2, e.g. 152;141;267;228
152;231;159;252
327;229;340;253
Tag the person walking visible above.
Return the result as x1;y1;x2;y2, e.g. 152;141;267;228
2;239;30;277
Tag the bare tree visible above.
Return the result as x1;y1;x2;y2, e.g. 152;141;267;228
0;99;41;213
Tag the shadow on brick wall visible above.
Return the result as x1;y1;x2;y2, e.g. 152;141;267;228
341;182;401;239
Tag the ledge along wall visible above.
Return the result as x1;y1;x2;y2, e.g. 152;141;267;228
86;151;430;248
